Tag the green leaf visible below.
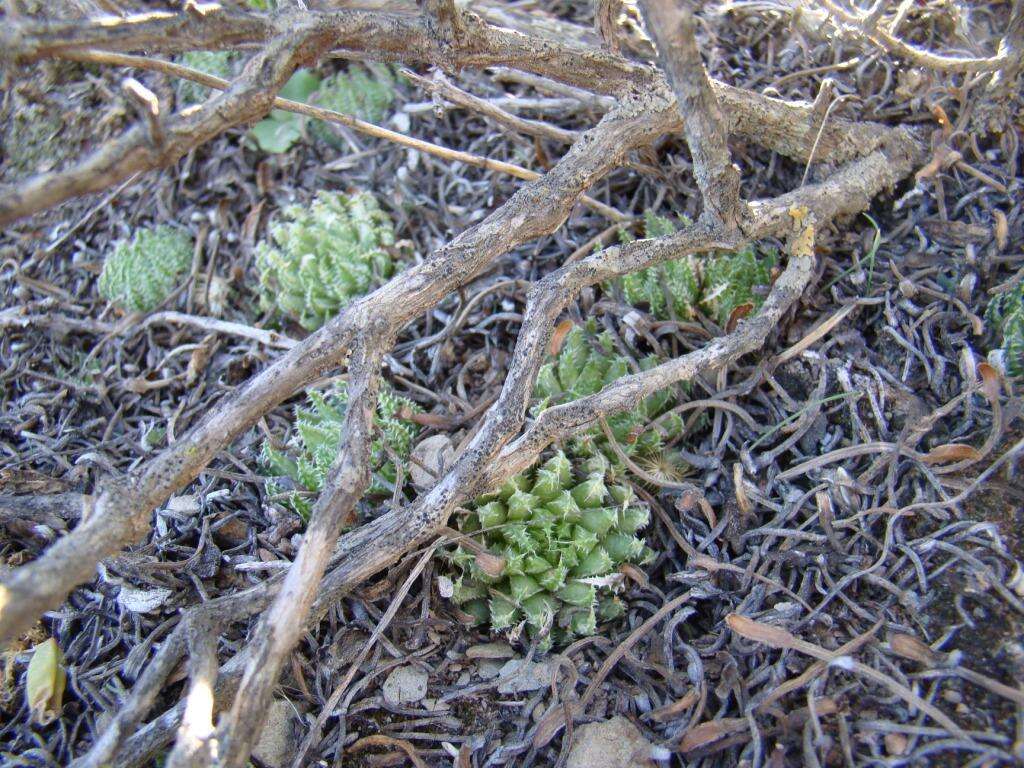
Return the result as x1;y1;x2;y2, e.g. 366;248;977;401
250;117;302;153
279;68;321;102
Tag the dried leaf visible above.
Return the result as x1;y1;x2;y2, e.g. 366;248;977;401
475;550;507;579
618;562;649;587
648;688;699;722
25;638;65;725
930;103;952;136
679;717;747;753
348;735;429;768
725;302;753;332
994;210;1008;251
185;337;214;386
725;613;797;649
978;361;1001;403
549;319;574;356
889;633;943;667
732;463;752;515
922;443;982;465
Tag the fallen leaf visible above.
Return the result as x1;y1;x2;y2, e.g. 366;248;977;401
978;361;1001;402
921;443;982;465
679;718;747;753
993;210;1008;251
648;689;699;722
725;613;798;649
549;319;574;356
725;302;753;332
889;633;944;667
26;638;65;725
930;103;952;137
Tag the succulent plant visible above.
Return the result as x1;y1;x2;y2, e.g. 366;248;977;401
260;382;422;520
448;450;655;650
175;51;236;106
608;209;776;325
255;190;396;330
98;225;192;312
534;322;688;483
309;64;399;148
985;282;1024;378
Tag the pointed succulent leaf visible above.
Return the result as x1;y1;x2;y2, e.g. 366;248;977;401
556;580;596;607
573;545;614;578
489;595;519;631
571;476;607;509
569;605;597;636
602;532;645;563
476;501;507;530
597;596;625;621
509;574;542;603
618;505;651;534
579;507;617;536
462;599;490;625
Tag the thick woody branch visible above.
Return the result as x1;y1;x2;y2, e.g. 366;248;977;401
0;5;271;63
638;0;741;226
64;50;617;218
0;6;931;761
217;343;384;768
165;622;218;768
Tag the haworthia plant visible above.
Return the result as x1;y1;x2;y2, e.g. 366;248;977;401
255;190;396;330
608;209;776;325
448;451;655;651
261;383;422;520
98;225;192;312
986;281;1024;378
534;321;689;484
175;51;235;106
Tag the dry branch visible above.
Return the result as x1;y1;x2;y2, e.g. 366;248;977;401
817;0;1021;73
638;0;741;225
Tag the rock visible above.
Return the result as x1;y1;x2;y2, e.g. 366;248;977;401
252;699;295;768
475;659;504;680
465;642;515;660
117;585;172;614
566;716;655;768
382;665;429;705
420;697;450;712
409;435;455;489
496;658;556;694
